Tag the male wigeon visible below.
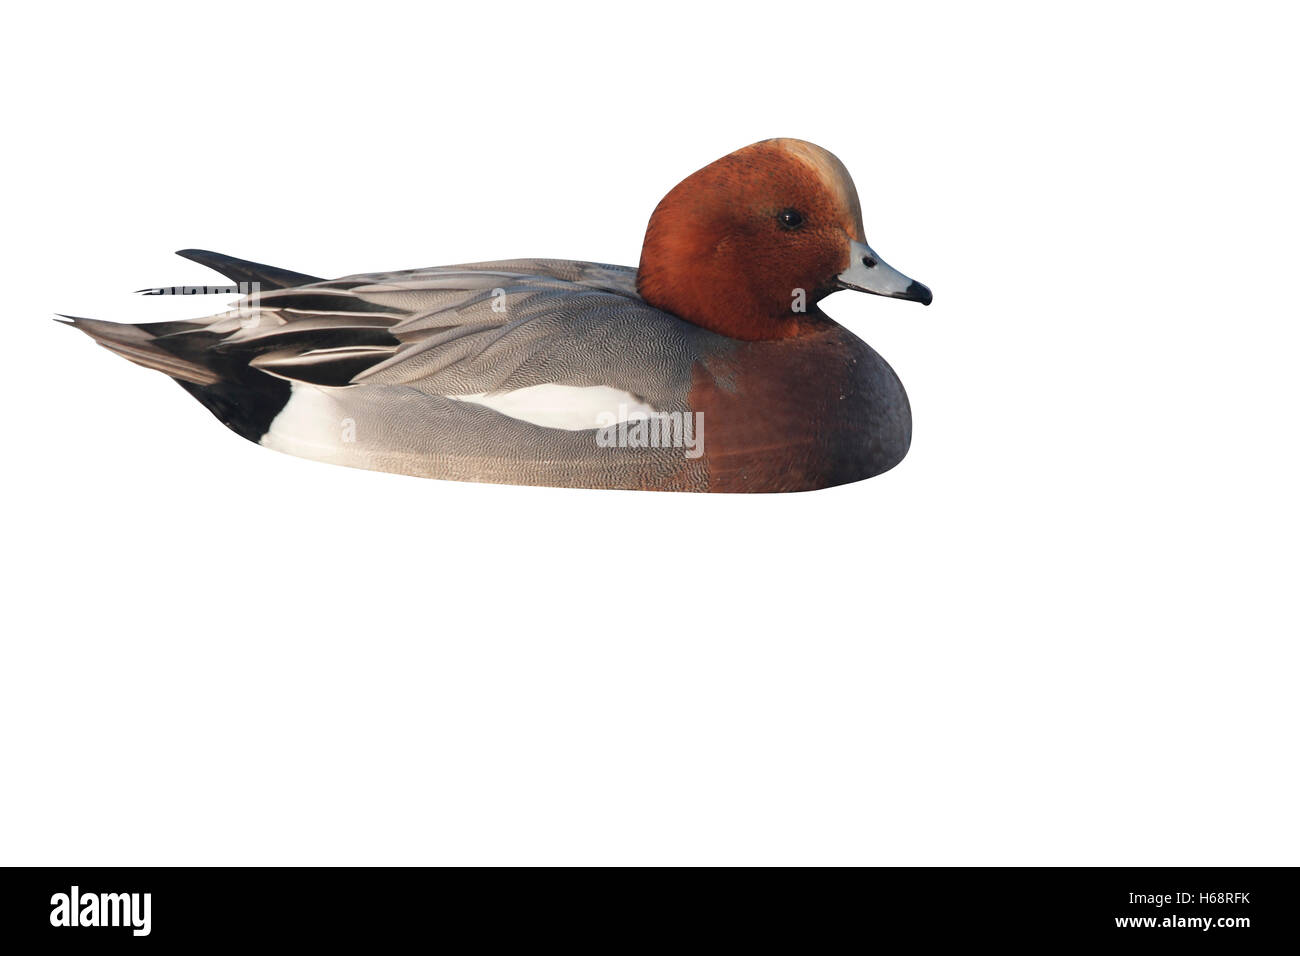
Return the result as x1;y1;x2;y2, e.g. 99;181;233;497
64;138;931;492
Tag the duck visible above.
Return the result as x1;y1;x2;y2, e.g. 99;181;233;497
62;138;931;493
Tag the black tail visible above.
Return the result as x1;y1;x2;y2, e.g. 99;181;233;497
172;376;292;443
63;314;292;443
59;249;323;442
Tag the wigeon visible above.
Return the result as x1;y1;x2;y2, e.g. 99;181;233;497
63;138;931;492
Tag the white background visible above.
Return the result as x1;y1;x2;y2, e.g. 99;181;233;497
2;1;1296;865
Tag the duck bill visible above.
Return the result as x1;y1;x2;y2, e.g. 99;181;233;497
836;240;932;306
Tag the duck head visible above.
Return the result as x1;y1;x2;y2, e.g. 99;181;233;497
637;138;931;341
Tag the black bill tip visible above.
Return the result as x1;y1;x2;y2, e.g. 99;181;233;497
905;281;933;306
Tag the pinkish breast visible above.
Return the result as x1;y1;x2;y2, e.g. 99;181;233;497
689;323;911;492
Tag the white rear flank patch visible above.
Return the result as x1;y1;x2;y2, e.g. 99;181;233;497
449;384;657;430
262;383;354;461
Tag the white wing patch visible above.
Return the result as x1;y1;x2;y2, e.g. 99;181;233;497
449;384;657;431
263;381;663;468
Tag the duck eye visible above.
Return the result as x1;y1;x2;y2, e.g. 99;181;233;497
777;208;805;230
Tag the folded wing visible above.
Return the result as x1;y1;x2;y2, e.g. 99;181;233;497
217;259;717;415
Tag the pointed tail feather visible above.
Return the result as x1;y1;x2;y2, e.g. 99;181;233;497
59;314;292;442
59;315;220;385
173;249;324;291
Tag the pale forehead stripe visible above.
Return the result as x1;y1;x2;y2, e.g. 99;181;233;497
771;138;862;226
